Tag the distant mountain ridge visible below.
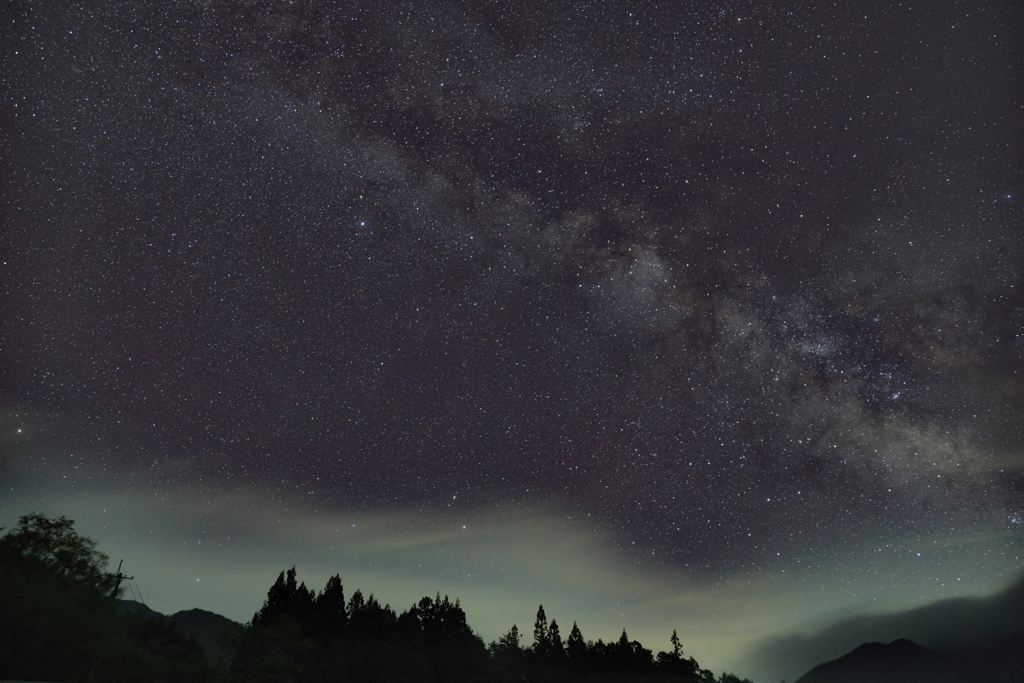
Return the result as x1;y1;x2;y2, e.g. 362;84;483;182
754;574;1024;681
119;599;164;619
119;600;238;663
795;634;1024;683
795;638;957;683
170;607;238;665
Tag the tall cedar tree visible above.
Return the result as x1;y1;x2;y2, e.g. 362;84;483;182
549;618;565;660
252;566;315;628
313;574;347;634
533;604;550;657
566;621;586;668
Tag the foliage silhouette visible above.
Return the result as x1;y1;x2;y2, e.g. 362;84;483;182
0;512;116;594
252;566;316;630
1;515;751;682
533;603;551;657
237;565;751;683
0;513;210;682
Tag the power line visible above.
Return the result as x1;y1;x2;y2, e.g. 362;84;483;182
27;488;61;518
5;489;33;514
7;487;61;519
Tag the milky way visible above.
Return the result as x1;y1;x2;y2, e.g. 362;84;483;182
2;1;1022;678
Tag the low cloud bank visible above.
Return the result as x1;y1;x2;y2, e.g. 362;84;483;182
746;573;1024;682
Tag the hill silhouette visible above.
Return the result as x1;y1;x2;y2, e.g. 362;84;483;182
752;573;1024;681
794;632;1024;683
120;598;165;619
795;639;958;683
172;607;238;661
119;600;239;666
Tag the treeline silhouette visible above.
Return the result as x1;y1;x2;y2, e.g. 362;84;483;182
228;566;748;683
0;513;754;683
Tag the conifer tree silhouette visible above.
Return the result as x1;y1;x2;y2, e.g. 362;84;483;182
532;604;550;657
313;574;347;634
252;566;314;627
566;621;586;669
549;618;565;660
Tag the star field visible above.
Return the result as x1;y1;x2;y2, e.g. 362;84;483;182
2;1;1022;679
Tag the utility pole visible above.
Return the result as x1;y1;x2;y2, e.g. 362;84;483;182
111;559;134;599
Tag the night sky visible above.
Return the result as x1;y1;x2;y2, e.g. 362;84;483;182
2;1;1022;680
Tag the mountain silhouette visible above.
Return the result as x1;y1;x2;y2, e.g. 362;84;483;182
119;598;164;619
170;608;237;665
119;599;238;664
752;573;1024;681
795;638;958;683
